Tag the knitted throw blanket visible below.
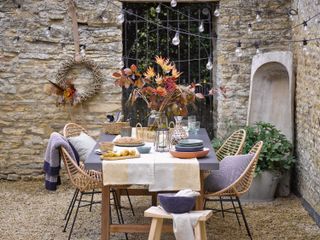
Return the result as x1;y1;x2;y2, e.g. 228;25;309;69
43;132;75;191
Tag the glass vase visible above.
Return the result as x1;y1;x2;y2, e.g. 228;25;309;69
148;110;168;130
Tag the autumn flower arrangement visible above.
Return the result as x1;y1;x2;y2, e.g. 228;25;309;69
44;79;79;106
112;56;204;116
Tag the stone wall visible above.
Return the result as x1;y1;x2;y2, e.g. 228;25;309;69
292;0;320;217
215;0;292;137
0;0;123;180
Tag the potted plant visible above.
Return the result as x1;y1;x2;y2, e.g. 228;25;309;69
241;122;295;201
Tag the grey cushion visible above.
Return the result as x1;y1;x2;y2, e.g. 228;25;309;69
204;154;254;193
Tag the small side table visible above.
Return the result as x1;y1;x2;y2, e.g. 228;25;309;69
144;206;212;240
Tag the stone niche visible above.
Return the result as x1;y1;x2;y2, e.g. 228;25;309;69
247;51;294;142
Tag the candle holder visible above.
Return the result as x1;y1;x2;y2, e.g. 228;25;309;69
155;128;170;152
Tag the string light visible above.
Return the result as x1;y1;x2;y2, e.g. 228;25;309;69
255;42;261;55
302;39;309;55
172;32;180;46
15;4;21;14
235;41;243;57
214;5;220;17
206;57;213;70
256;11;262;22
248;23;253;34
80;45;86;57
12;36;20;45
170;0;177;8
198;20;204;33
156;4;161;14
45;26;51;38
303;21;308;32
116;11;125;25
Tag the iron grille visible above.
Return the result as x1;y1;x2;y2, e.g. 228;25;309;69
122;2;217;138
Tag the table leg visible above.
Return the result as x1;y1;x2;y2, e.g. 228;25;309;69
196;171;205;210
101;185;110;240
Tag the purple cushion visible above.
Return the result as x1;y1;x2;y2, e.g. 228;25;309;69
204;154;254;193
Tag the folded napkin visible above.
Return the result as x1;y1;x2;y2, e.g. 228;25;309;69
175;189;200;197
172;212;203;240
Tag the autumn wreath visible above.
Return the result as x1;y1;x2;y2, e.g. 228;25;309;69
45;57;103;106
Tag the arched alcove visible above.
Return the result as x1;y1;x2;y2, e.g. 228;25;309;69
247;51;294;142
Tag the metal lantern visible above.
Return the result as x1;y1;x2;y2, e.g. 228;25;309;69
155;128;170;152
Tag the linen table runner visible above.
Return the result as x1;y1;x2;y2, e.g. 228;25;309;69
102;146;200;191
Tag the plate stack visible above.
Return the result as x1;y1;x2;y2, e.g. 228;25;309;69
170;139;209;159
175;139;204;152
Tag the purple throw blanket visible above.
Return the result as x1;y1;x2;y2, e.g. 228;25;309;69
43;132;75;191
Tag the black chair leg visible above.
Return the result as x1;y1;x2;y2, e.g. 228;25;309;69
63;189;79;232
125;189;135;216
236;196;252;240
230;196;241;226
219;196;225;218
113;190;129;240
89;189;95;212
64;189;79;220
68;192;83;240
203;198;207;209
111;190;122;224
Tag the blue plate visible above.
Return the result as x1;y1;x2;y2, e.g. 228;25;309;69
175;145;204;152
178;139;203;147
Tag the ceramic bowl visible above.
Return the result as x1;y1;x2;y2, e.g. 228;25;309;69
136;146;151;154
158;193;196;213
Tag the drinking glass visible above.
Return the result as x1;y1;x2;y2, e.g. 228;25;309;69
188;115;196;132
193;121;200;135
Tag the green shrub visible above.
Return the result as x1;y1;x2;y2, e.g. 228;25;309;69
243;122;295;175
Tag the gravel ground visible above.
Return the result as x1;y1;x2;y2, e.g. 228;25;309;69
0;180;319;240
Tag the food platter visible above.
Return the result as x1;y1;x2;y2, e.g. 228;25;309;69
100;153;140;161
114;142;145;147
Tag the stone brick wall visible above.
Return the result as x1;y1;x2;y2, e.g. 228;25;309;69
216;0;292;137
292;0;320;216
0;0;123;180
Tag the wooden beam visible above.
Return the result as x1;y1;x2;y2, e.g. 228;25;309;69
110;224;173;233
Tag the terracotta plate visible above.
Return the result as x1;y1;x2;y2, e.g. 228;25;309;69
169;148;210;159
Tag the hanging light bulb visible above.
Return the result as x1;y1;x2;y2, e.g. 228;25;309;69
45;26;51;38
214;6;220;17
198;21;204;33
256;11;262;22
288;13;294;21
116;11;125;25
303;21;308;32
12;36;20;45
170;0;177;8
172;32;180;46
206;58;213;70
156;4;161;13
80;45;86;57
235;41;243;57
302;39;309;55
248;23;253;34
15;4;21;14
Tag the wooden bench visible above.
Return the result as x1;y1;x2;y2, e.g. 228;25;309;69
144;206;212;240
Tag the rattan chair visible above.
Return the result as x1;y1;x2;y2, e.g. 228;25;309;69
63;122;134;215
60;146;127;240
204;141;263;240
216;129;246;161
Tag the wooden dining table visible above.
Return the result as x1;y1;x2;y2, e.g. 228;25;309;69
85;128;219;240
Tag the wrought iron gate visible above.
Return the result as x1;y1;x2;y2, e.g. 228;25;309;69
122;2;217;138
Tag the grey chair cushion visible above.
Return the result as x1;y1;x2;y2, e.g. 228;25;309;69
204;154;254;193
